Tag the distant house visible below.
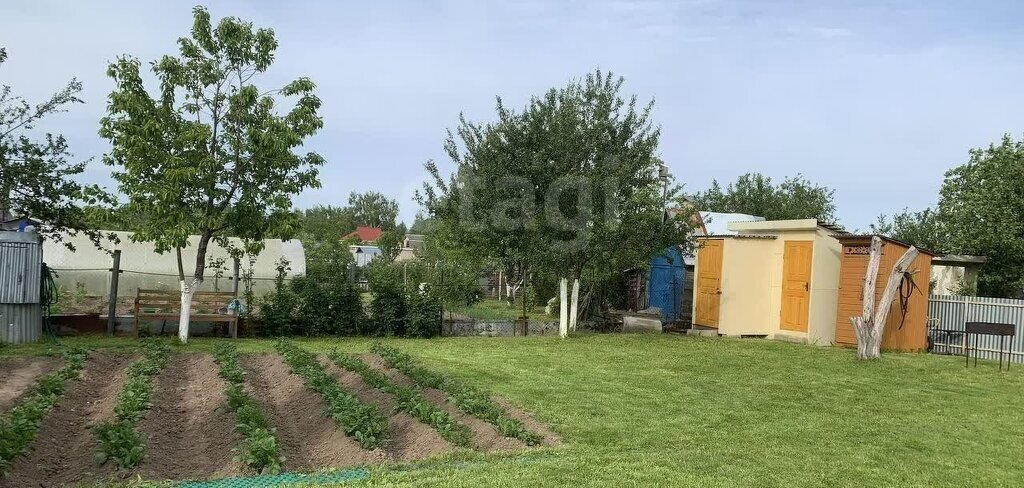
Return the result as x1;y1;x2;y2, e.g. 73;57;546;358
343;226;383;244
393;234;426;263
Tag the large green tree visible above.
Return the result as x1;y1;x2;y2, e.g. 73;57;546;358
690;173;837;223
347;191;399;230
420;70;694;320
937;135;1024;297
101;7;325;342
0;47;112;248
870;208;950;253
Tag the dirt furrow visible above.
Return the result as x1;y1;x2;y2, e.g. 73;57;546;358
241;353;385;472
357;353;525;452
134;353;243;481
321;356;453;461
0;356;63;414
0;353;136;488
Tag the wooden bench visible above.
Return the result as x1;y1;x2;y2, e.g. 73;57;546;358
134;289;239;338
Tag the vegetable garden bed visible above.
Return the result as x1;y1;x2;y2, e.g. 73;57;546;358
0;342;554;487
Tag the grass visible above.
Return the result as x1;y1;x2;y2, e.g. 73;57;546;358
4;334;1024;486
446;298;550;321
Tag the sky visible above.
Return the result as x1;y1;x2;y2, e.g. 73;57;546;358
4;0;1024;230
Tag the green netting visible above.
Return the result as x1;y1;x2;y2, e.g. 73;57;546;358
178;467;369;488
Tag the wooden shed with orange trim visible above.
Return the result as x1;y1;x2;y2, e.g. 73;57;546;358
833;235;935;352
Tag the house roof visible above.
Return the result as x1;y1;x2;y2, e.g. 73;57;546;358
343;226;383;243
699;212;765;235
933;254;987;266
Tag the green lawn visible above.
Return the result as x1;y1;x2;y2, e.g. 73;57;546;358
3;334;1023;487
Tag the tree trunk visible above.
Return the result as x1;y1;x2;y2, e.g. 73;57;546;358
569;278;580;332
850;236;920;359
178;277;201;344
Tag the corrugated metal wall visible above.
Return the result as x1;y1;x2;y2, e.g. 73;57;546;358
0;232;43;343
928;294;1024;363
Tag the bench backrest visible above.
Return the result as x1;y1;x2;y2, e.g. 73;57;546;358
135;289;236;315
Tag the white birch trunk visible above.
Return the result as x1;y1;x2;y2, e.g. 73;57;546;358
177;278;201;344
850;236;919;359
559;278;568;339
569;278;580;332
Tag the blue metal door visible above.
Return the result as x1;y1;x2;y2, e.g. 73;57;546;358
647;247;685;323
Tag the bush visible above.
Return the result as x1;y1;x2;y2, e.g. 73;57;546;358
259;258;365;337
406;287;442;338
367;285;406;336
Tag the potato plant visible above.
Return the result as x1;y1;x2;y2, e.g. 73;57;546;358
371;343;543;446
212;342;283;474
274;339;389;449
329;351;473;448
94;340;170;468
0;347;89;474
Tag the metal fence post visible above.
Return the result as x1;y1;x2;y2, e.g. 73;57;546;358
107;250;121;335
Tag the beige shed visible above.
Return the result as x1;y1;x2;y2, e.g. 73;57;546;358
692;219;842;345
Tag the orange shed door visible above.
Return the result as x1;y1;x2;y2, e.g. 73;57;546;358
780;241;813;332
694;239;723;328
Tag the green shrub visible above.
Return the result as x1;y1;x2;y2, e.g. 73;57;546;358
367;285;407;336
274;339;389;449
212;343;282;474
94;340;170;468
371;343;542;446
329;351;472;447
406;287;442;338
0;347;88;474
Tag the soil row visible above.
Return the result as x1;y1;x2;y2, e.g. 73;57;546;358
0;356;63;414
1;350;556;486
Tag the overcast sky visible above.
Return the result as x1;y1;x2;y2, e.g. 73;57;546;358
4;0;1023;229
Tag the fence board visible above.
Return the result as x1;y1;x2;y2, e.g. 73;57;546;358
928;295;1024;363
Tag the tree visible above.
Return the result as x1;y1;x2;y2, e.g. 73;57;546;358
347;191;398;230
408;212;435;234
870;208;949;253
937;135;1024;297
0;47;113;249
375;224;406;262
300;205;356;242
420;69;695;325
690;173;837;223
101;7;325;342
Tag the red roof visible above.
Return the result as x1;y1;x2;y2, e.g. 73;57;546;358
343;226;383;243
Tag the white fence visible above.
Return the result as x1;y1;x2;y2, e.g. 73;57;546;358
928;295;1024;363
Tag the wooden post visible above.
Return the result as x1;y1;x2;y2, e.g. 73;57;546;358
849;236;919;359
231;257;240;339
569;278;580;332
106;250;121;336
559;278;568;338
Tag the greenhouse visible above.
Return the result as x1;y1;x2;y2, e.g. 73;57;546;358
43;231;306;302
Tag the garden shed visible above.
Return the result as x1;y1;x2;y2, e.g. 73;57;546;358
692;219;842;345
833;235;934;352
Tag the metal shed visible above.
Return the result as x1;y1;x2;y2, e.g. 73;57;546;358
1;231;43;344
